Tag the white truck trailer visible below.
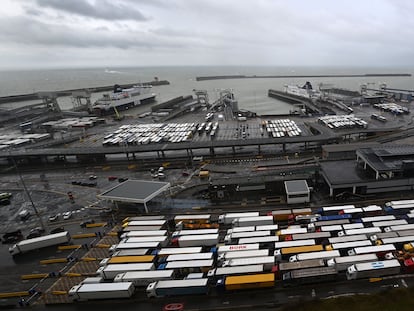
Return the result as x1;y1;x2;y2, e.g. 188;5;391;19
231;216;274;227
120;236;169;247
97;263;155;280
218;212;259;224
207;264;264;278
69;282;135;301
222;256;275;270
9;231;71;256
218;249;269;262
109;242;160;254
346;259;401;280
289;250;341;262
327;254;378;271
146;279;209;298
216;244;259;255
114;270;174;286
171;234;219;247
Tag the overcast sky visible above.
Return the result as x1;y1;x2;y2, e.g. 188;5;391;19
1;0;414;69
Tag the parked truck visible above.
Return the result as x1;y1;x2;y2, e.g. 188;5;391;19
274;259;325;279
97;263;155;280
69;282;135;301
231;216;274;227
282;266;337;286
216;273;275;291
114;270;174;287
9;231;70;256
223;256;275;270
289;250;340;262
146;279;209;298
99;255;155;266
207;264;264;279
346;259;401;280
171;234;219;247
218;212;259;224
327;254;378;272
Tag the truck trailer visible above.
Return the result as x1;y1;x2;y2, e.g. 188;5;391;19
218;212;260;224
114;270;174;286
232;216;274;227
69;282;135;301
9;231;71;256
218;249;269;262
223;256;275;270
346;259;401;280
327;254;378;272
217;273;275;291
171;234;219;247
207;264;264;278
146;279;209;298
282;267;337;285
216;244;259;255
289;250;340;262
275;259;325;279
97;263;155;280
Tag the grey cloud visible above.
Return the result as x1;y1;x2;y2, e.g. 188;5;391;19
35;0;148;21
0;16;183;49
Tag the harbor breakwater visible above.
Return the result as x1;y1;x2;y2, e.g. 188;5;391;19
0;80;170;104
196;73;411;81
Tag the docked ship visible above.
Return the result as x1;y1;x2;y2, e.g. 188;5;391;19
284;81;321;100
91;84;156;116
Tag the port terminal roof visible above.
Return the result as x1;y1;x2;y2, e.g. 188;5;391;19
97;180;170;213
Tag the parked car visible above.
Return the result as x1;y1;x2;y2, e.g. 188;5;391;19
62;211;72;220
80;219;95;228
118;177;128;183
50;227;65;234
49;214;59;222
26;229;42;239
89;175;97;180
0;199;10;206
108;176;118;181
2;230;23;244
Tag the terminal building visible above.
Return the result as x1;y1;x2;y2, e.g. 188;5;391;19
320;145;414;197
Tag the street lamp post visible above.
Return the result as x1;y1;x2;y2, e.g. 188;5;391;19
9;150;46;231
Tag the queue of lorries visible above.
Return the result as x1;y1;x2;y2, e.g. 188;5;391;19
52;200;414;301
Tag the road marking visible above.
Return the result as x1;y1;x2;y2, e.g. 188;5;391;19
401;279;408;288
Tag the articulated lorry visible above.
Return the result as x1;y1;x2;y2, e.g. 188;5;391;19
146;278;209;298
216;273;275;291
114;270;174;286
346;259;401;280
9;231;71;256
69;282;135;301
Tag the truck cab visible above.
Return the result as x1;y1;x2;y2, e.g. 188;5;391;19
146;282;157;298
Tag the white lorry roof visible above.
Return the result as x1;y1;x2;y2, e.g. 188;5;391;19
352;259;401;271
152;279;208;289
328;234;367;244
178;234;219;241
157;247;202;256
121;230;167;238
174;229;218;236
361;215;395;223
372;220;408;227
274;239;316;249
332;254;378;265
331;240;372;250
166;253;213;262
353;244;396;255
220;249;269;260
114;270;174;282
165;260;214;269
296;250;341;261
209;265;264;277
238;236;280;244
256;224;279;231
217;244;259;254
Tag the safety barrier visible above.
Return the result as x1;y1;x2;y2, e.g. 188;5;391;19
51;291;67;295
80;257;97;262
95;244;111;248
72;233;97;239
21;274;49;280
40;258;68;265
86;223;107;228
64;273;82;277
107;232;118;237
0;291;30;298
58;245;82;250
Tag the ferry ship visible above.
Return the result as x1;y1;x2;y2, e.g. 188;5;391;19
284;81;321;100
91;84;156;115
